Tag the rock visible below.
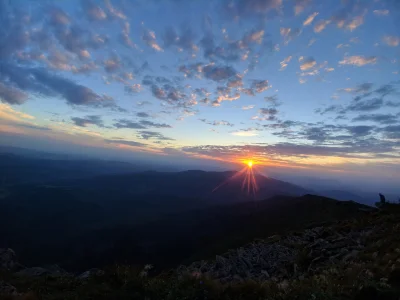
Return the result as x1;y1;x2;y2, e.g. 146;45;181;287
0;248;18;271
354;286;378;300
78;268;105;280
0;280;18;296
278;279;289;291
16;265;69;277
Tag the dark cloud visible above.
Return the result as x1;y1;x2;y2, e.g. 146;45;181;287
81;0;107;21
0;82;27;105
113;119;146;129
15;124;52;131
339;82;373;94
251;80;269;93
136;112;150;118
105;139;147;147
140;120;172;128
199;119;234;126
264;95;280;107
347;98;384;112
137;131;175;141
352;114;399;125
381;125;400;139
182;135;400;160
203;65;237;82
259;108;278;120
346;125;374;136
71;115;104;127
162;26;197;52
113;119;171;129
0;64;117;108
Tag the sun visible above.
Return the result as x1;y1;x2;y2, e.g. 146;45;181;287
247;160;253;168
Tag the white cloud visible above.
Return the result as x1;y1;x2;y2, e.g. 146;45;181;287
383;36;400;47
339;56;377;67
303;12;319;26
373;9;389;16
299;57;316;70
280;55;292;71
314;20;330;33
231;130;259;137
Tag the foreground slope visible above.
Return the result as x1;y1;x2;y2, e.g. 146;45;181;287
1;204;400;299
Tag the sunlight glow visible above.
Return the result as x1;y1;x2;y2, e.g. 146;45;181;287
247;161;253;168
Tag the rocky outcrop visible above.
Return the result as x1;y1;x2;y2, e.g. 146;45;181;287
77;268;105;280
178;224;375;282
0;280;18;296
15;265;70;277
0;248;19;271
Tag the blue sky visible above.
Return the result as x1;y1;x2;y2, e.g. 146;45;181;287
0;0;399;181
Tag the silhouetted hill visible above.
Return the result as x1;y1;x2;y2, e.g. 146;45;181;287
65;170;309;204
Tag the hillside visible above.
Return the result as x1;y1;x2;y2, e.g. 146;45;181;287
1;204;399;299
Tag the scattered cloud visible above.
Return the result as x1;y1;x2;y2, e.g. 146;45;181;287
71;115;104;127
299;57;317;70
137;131;175;141
303;12;319;26
383;36;400;47
339;56;377;67
105;139;147;147
373;9;389;16
113;119;172;129
314;20;331;33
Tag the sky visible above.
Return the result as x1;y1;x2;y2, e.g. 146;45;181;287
0;0;399;185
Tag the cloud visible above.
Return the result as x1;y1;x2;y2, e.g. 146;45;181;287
280;27;302;44
233;0;283;17
105;139;147;147
242;105;255;110
338;83;373;94
71;115;104;127
383;36;400;47
142;29;163;52
346;15;364;31
299;57;316;70
258;108;278;121
339;56;377;67
81;0;107;21
114;119;172;129
14;124;51;131
137;131;175;141
280;56;292;71
0;82;27;105
303;12;319;26
0;64;118;108
136;112;150;118
314;20;331;33
347;98;384;111
0;103;35;123
231;130;259;137
162;26;198;53
251;80;270;93
294;0;312;15
382;125;400;139
200;119;234;126
352;114;399;125
203;65;237;82
140;120;172;128
373;9;389;16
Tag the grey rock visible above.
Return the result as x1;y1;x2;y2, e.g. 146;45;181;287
16;265;69;277
0;280;18;296
0;248;18;271
78;268;105;280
